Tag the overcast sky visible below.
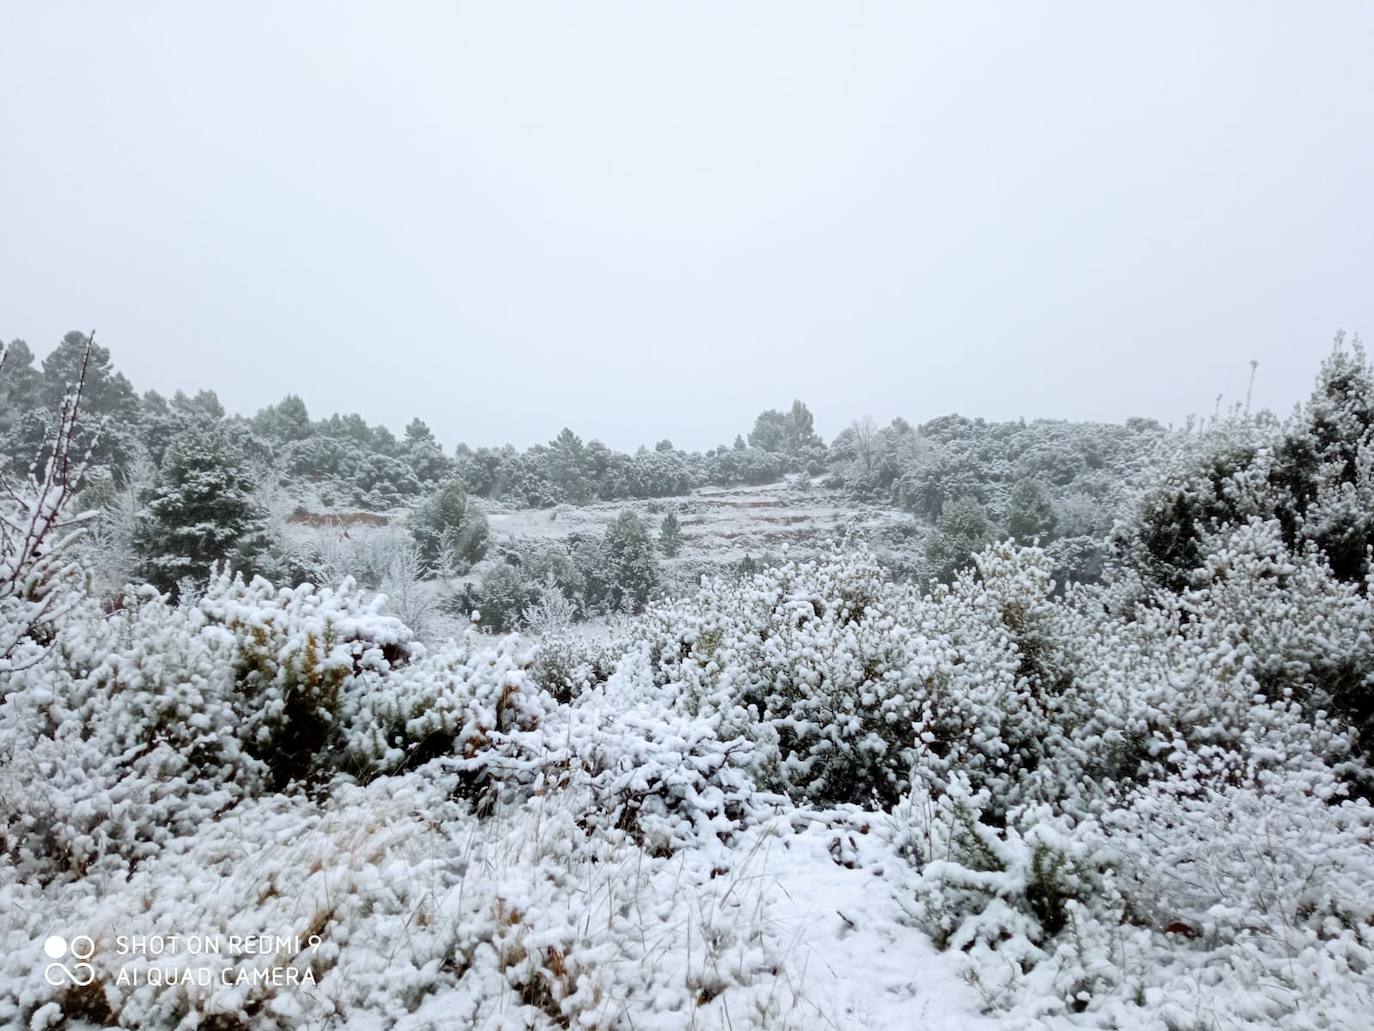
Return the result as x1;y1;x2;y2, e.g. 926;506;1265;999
3;3;1372;451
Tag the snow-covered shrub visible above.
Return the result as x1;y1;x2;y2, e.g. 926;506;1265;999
895;779;1123;1012
891;521;1374;1020
1115;335;1374;625
71;451;154;599
195;573;417;786
566;649;761;855
906;543;1088;821
526;629;613;704
306;524;412;592
342;629;546;794
634;541;1095;812
1176;519;1374;778
635;546;926;806
0;571;422;877
522;579;578;637
1;766;813;1031
375;536;444;639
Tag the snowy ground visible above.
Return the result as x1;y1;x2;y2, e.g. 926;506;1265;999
480;478;922;574
283;477;926;643
0;771;1014;1030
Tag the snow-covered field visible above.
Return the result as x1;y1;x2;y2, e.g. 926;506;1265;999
3;767;992;1030
481;479;919;568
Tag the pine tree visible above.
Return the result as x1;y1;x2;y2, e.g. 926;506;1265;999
0;339;40;449
926;495;990;583
135;424;273;594
402;417;452;485
1007;478;1059;544
547;428;590;503
409;478;488;573
599;510;659;613
659;510;683;557
25;332;140;477
253;394;312;444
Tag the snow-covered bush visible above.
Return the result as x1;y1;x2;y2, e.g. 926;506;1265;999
2;570;552;879
1;572;410;876
343;629;545;790
561;647;762;855
634;540;1096;813
895;779;1122;1011
890;521;1374;1020
635;546;927;806
526;628;612;704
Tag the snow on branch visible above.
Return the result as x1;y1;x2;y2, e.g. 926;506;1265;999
0;332;97;672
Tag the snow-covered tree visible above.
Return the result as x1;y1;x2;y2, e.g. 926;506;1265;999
36;331;140;477
0;338;40;453
252;393;312;444
409;478;488;573
402;417;452;485
1006;477;1058;544
594;510;659;613
658;510;683;557
134;423;274;594
925;494;990;582
747;399;823;457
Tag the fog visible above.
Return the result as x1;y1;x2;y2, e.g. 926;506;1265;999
3;2;1372;448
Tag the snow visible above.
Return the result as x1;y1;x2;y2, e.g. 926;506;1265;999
5;344;1374;1029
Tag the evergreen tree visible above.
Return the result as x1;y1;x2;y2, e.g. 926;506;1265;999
409;478;488;573
402;417;451;485
253;394;312;443
586;510;659;613
926;495;990;583
748;400;824;456
171;389;225;421
748;409;790;452
0;339;40;452
548;428;590;503
785;399;822;454
40;331;139;420
35;332;140;476
659;510;683;557
135;423;273;594
1006;478;1059;544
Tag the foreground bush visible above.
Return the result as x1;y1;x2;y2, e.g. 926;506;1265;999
0;571;546;879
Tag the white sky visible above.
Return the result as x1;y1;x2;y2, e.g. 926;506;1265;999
3;2;1372;450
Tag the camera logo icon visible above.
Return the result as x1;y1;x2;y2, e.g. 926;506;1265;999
43;935;96;987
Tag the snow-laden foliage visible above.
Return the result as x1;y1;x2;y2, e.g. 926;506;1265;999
635;546;927;806
0;572;553;881
889;525;1374;1021
133;423;276;595
4;340;1374;1028
0;341;92;673
1114;334;1374;758
627;514;1374;1022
